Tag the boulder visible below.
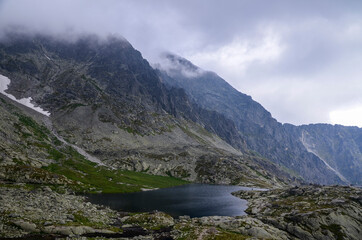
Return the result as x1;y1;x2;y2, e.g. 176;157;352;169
13;220;39;232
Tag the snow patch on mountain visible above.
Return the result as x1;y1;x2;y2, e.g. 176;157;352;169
0;74;50;116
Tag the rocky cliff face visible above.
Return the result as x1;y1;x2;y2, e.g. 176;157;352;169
297;124;362;185
157;53;362;185
0;33;292;187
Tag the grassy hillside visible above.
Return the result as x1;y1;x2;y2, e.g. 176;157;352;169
0;94;187;193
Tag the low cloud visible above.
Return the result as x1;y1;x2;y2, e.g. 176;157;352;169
330;106;362;127
0;0;362;126
154;53;205;79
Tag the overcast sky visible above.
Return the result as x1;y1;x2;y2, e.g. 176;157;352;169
1;0;362;127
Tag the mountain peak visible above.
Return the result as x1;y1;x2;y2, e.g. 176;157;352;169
154;52;205;79
157;54;362;185
163;52;199;71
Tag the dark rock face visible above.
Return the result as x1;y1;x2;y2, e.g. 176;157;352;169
0;34;244;150
157;54;362;185
0;33;294;186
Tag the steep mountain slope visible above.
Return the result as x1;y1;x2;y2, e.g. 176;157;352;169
0;33;292;187
157;54;362;185
0;92;192;193
297;124;362;185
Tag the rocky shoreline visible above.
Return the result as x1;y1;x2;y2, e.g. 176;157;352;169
0;184;118;239
1;182;255;239
233;185;362;240
1;182;361;239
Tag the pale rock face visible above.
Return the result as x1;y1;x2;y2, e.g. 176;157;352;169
301;130;349;183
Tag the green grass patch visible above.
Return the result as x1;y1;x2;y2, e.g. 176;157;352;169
52;136;63;146
63;211;116;230
15;113;50;140
196;126;213;138
321;224;345;240
178;125;207;144
60;103;87;111
73;212;92;225
118;125;143;136
47;148;65;161
206;230;248;240
43;146;188;193
123;212;173;230
174;224;198;240
81;74;102;91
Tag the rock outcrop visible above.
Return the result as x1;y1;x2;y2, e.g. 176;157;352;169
233;185;362;240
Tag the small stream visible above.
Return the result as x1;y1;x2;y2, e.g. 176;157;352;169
86;184;264;218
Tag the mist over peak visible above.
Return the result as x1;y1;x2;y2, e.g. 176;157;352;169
0;0;361;125
154;52;205;79
0;29;129;47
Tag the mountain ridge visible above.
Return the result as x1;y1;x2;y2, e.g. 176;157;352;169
0;33;293;188
1;32;360;185
156;53;362;185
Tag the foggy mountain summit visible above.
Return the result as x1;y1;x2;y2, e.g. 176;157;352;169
0;32;361;186
156;52;362;186
0;32;294;185
1;0;362;127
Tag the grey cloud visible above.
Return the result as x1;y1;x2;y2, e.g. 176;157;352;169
0;0;362;126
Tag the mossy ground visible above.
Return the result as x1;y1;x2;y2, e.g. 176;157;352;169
0;96;188;194
10;110;189;194
174;222;248;240
42;146;188;193
321;224;345;240
206;231;248;240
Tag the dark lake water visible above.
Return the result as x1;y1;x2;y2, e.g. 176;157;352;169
85;184;262;218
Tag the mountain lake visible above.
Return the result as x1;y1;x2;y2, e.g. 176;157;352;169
85;184;265;218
